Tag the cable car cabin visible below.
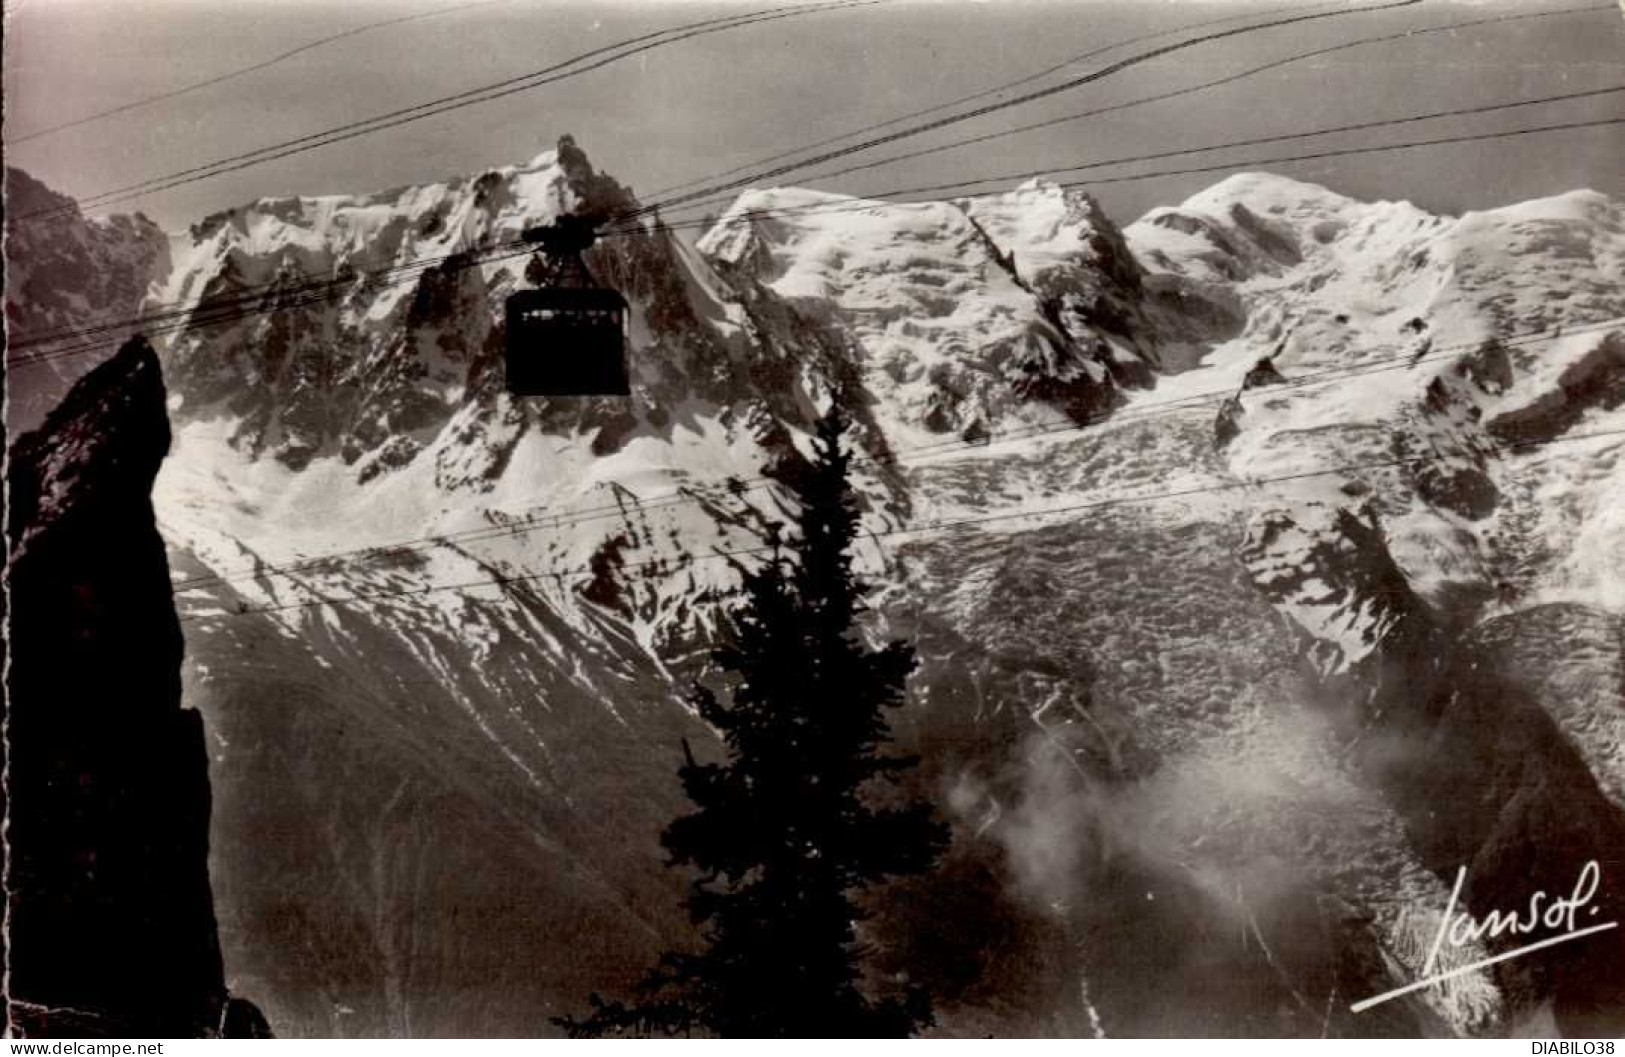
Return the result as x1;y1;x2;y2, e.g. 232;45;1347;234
505;288;630;397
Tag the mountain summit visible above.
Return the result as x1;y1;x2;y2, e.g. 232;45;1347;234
6;142;1623;1037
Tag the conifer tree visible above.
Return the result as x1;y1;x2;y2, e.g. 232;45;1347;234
562;406;946;1038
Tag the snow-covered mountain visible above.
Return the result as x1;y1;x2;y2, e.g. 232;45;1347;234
4;167;172;432
6;143;1622;1037
699;178;1158;442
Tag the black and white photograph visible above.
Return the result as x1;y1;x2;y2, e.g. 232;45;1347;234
3;0;1623;1040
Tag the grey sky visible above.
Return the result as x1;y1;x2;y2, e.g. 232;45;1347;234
4;0;1622;233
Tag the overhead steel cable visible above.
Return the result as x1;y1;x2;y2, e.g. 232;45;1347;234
6;0;1377;355
16;0;849;219
177;423;1625;623
13;100;1621;368
637;0;1351;203
600;113;1625;240
5;0;518;146
10;0;1567;359
14;114;1622;369
167;317;1623;596
1045;115;1625;192
13;0;1384;227
647;2;1617;220
8;240;526;354
856;86;1625;201
609;0;1427;224
7;240;542;363
10;0;885;225
11;0;1614;360
9;0;1355;353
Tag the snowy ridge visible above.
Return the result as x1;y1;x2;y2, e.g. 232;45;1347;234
11;150;1625;1035
4;168;172;431
699;178;1158;449
1125;173;1625;673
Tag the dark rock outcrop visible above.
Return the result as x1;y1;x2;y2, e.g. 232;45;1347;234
1487;333;1625;446
1403;380;1500;523
1213;395;1245;450
4;337;265;1037
1241;356;1286;391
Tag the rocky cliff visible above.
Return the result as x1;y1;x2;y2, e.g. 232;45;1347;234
3;169;172;434
4;337;266;1038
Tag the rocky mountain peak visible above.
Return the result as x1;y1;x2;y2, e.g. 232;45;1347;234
4;168;172;432
6;335;267;1037
9;336;173;556
697;178;1159;442
158;138;691;477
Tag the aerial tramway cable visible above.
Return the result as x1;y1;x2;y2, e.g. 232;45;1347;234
642;2;1617;223
5;0;519;146
9;1;1609;362
608;108;1625;240
10;0;888;225
15;106;1625;369
637;0;1356;203
611;0;1428;225
7;2;1620;401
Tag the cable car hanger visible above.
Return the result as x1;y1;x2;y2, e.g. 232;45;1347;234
505;214;631;398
